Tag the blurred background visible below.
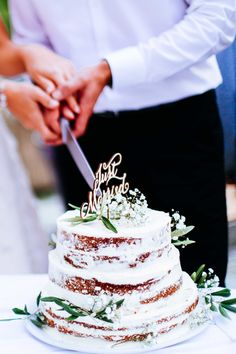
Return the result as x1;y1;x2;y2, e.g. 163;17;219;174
0;1;235;286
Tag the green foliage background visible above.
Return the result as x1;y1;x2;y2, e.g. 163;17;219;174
0;0;10;34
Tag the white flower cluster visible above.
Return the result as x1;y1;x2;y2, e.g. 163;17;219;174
102;188;148;225
196;268;220;295
90;293;122;322
204;273;220;289
171;211;186;230
188;299;211;330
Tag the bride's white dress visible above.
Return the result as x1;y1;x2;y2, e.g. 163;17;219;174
0;114;48;273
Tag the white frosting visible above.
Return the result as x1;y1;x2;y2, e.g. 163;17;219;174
41;273;198;340
57;208;171;270
57;209;171;239
41;205;199;345
56;242;171;271
49;245;180;285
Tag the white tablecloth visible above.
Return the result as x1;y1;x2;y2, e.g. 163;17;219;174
0;275;236;354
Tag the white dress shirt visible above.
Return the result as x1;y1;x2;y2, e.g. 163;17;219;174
10;0;236;112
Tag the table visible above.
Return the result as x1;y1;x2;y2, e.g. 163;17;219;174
0;275;236;354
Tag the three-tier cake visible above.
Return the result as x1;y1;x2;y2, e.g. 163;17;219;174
40;204;199;345
39;153;199;349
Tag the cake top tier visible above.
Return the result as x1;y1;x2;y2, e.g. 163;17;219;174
57;208;171;239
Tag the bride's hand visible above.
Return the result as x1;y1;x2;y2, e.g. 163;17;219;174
18;44;79;118
3;81;61;143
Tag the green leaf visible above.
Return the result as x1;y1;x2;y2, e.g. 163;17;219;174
101;216;118;233
172;239;196;247
54;300;87;317
41;297;88;317
35;314;46;324
198;273;207;285
221;304;236;313
211;289;231;298
24;305;30;315
66;315;79;321
219;304;231;319
41;296;64;302
83;215;97;223
30;318;44;328
210;303;218;312
63;216;84;223
195;264;205;283
64;215;97;224
100;316;114;323
95;308;107;317
221;297;236;305
12;308;28;315
191;272;197;282
115;299;125;309
48;241;56;248
36;292;42;307
94;313;113;323
68;203;81;211
171;226;195;238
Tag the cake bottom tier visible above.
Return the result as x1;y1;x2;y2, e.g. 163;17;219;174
40;272;198;344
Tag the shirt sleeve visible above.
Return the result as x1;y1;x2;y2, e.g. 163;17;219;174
9;0;50;46
105;0;236;90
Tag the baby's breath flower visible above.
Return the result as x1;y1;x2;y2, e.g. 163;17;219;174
101;189;148;226
172;212;180;221
105;307;112;315
176;221;186;230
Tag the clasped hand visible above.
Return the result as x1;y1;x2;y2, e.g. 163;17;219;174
7;44;111;145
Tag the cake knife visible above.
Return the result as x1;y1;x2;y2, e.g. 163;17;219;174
60;117;96;191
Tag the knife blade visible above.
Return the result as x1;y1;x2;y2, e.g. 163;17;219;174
60;117;96;191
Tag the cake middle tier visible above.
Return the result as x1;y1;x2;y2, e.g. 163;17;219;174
48;245;182;312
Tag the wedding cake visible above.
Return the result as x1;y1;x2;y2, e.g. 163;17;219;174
39;153;199;347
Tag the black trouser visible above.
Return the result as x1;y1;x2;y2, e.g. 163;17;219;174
53;90;228;284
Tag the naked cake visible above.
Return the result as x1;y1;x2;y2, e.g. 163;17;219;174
39;153;199;347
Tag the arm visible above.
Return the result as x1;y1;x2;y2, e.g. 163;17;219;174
0;18;61;141
105;0;236;89
0;18;25;76
52;0;236;138
9;0;79;125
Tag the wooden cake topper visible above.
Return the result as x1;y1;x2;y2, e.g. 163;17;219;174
80;153;129;218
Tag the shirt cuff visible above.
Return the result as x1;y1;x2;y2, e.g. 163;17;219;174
105;46;146;90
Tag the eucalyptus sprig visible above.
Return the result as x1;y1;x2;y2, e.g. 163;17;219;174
40;296;124;324
0;292;46;328
64;203;118;233
0;292;125;327
191;264;236;319
170;211;195;248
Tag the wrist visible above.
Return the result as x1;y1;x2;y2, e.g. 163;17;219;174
17;45;29;70
97;60;112;88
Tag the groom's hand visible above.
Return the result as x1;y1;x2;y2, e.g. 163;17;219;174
52;61;112;137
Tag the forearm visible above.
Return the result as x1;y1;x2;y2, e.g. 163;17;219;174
0;19;25;76
105;0;236;89
0;41;25;76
